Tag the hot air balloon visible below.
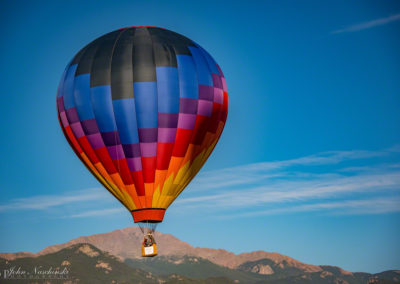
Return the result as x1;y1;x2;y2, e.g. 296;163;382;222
57;26;228;257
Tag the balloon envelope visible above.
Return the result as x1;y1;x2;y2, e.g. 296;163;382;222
57;27;228;223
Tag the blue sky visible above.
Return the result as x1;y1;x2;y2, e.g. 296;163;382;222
0;0;399;274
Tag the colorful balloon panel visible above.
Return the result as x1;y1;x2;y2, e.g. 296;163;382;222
57;27;228;223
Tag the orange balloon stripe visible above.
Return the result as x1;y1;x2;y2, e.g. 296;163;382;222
144;183;154;208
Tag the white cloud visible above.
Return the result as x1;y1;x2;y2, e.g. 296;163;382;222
178;171;400;207
188;147;392;191
222;197;400;218
174;146;400;217
0;188;110;211
332;13;400;34
68;208;125;218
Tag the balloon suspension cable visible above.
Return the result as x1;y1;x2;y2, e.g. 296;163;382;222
138;221;158;236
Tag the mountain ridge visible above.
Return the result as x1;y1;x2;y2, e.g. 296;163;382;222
0;227;322;271
1;226;398;284
0;243;236;284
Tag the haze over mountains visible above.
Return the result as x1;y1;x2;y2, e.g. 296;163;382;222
1;227;399;283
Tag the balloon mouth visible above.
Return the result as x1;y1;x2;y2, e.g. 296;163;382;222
131;208;166;223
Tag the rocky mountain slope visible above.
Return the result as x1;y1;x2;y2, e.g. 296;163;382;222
0;226;322;270
0;243;235;284
1;227;399;284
